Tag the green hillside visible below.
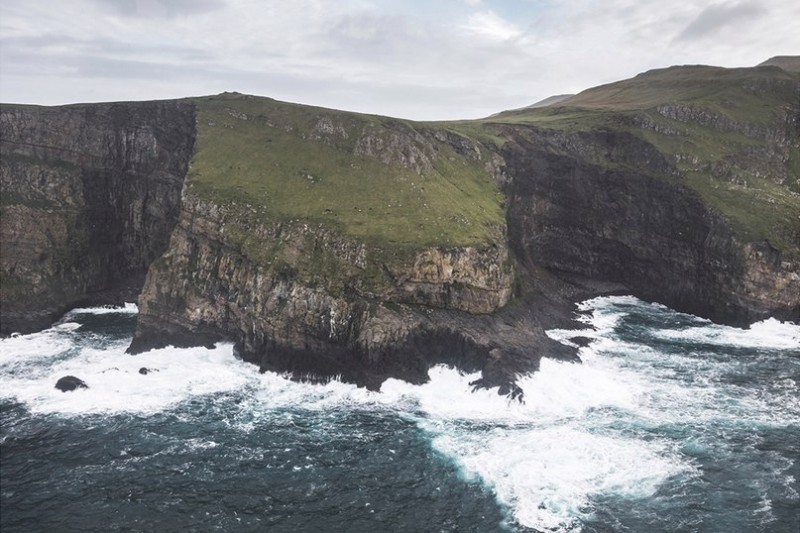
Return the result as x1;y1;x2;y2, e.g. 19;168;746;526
184;63;798;258
186;93;505;251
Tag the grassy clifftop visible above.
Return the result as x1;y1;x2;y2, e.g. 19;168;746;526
487;64;800;256
186;93;505;251
178;63;798;259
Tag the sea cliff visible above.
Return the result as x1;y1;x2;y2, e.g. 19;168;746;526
0;101;195;334
2;62;798;390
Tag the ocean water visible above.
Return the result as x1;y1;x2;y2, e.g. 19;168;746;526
1;296;798;532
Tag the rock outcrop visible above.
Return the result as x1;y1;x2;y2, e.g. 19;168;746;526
127;193;549;390
55;375;88;392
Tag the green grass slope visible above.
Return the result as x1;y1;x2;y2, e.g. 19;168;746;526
186;93;505;252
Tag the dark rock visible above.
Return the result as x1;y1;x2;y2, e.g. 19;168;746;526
501;125;799;326
471;378;525;403
4;66;798;391
498;382;525;402
55;376;88;392
569;336;593;348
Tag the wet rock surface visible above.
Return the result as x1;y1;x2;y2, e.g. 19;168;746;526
55;376;88;392
500;125;799;326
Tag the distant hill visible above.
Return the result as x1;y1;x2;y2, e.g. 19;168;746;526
482;61;800;259
551;64;793;112
490;94;574;117
758;55;800;72
494;56;799;116
523;94;574;109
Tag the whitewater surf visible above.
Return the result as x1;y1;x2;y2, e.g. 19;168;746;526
1;297;798;532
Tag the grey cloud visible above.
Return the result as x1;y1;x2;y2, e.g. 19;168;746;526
327;11;433;60
88;0;224;18
676;1;764;41
330;12;418;44
73;56;222;80
0;45;220;82
323;10;531;81
1;34;211;62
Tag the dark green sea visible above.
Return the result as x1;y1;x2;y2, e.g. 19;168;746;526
1;296;798;532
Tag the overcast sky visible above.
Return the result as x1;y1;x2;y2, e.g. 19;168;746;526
1;0;798;120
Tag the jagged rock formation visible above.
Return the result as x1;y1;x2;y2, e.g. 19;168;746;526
2;60;798;391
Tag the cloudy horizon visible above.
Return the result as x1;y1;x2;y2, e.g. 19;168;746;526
1;0;798;121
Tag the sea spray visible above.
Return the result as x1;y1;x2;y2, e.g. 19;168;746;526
2;300;798;532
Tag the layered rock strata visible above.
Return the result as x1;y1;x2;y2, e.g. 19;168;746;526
127;194;553;390
500;126;799;325
0;102;195;333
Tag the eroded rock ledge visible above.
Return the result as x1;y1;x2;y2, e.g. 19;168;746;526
499;125;799;326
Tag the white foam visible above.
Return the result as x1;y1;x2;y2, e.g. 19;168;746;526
1;342;253;415
377;364;693;532
434;426;688;531
3;296;797;532
560;296;800;426
653;317;800;351
62;302;139;317
565;348;797;429
575;295;651;333
382;362;647;426
0;320;694;532
0;325;79;366
249;370;379;412
545;327;599;347
382;366;530;423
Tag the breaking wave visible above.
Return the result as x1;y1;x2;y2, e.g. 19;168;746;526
1;298;798;532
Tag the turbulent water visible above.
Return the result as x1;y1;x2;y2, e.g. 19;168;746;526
1;297;798;532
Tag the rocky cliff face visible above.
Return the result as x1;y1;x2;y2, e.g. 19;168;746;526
2;62;798;392
500;126;799;325
127;193;535;389
0;102;195;334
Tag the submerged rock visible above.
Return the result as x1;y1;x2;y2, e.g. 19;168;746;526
55;375;88;392
498;382;525;402
471;378;525;403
